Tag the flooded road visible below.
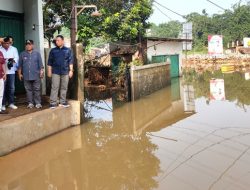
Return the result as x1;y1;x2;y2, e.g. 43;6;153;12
1;71;250;190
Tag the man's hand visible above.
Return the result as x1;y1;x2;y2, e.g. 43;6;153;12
3;74;6;81
69;70;73;79
40;70;44;79
18;74;23;81
47;66;52;78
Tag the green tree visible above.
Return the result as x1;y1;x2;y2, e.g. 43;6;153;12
43;0;153;47
42;0;72;47
79;0;153;43
148;20;182;38
186;10;212;51
186;3;250;51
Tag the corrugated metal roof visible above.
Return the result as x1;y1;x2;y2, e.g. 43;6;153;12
147;37;192;42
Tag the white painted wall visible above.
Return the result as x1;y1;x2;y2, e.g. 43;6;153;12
0;0;24;13
24;0;45;94
147;40;183;75
23;0;44;53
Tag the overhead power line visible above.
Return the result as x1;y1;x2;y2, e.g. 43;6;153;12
206;0;226;11
153;0;186;19
153;4;172;21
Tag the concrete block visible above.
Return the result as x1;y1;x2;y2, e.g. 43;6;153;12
0;100;81;156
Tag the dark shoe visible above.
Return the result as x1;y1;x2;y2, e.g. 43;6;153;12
50;104;57;109
0;110;8;114
59;102;70;108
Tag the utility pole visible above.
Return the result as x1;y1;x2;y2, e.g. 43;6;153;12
71;0;76;47
70;1;101;47
185;32;188;60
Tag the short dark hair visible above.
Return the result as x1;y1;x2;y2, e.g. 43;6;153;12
7;35;13;40
56;35;64;40
3;37;10;43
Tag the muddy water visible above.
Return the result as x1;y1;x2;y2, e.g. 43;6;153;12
1;71;250;190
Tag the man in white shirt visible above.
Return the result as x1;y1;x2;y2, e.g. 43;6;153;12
7;35;14;46
0;37;19;110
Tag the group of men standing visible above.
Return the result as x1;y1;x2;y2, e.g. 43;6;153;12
0;35;73;114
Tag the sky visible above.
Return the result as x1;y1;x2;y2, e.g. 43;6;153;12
149;0;248;24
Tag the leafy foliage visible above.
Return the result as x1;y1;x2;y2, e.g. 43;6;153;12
42;0;153;46
149;2;250;51
149;21;182;38
42;0;72;46
186;3;250;50
79;0;153;43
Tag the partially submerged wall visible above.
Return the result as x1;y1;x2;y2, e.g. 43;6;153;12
0;101;81;156
130;62;171;100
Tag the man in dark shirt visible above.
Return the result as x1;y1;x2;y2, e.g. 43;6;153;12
47;35;73;108
18;40;44;108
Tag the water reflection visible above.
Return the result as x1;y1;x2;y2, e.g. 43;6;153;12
0;122;161;190
82;121;160;190
84;79;193;135
210;79;225;101
244;72;250;80
1;74;250;190
0;127;83;190
183;69;250;109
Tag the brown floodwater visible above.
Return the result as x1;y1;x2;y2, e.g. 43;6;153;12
1;71;250;190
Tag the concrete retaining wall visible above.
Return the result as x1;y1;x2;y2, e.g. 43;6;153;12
0;101;81;156
130;62;171;100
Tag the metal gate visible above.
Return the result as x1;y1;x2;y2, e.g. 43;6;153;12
0;11;25;94
151;54;180;78
170;55;179;78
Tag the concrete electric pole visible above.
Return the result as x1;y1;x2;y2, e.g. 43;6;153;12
70;0;76;47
